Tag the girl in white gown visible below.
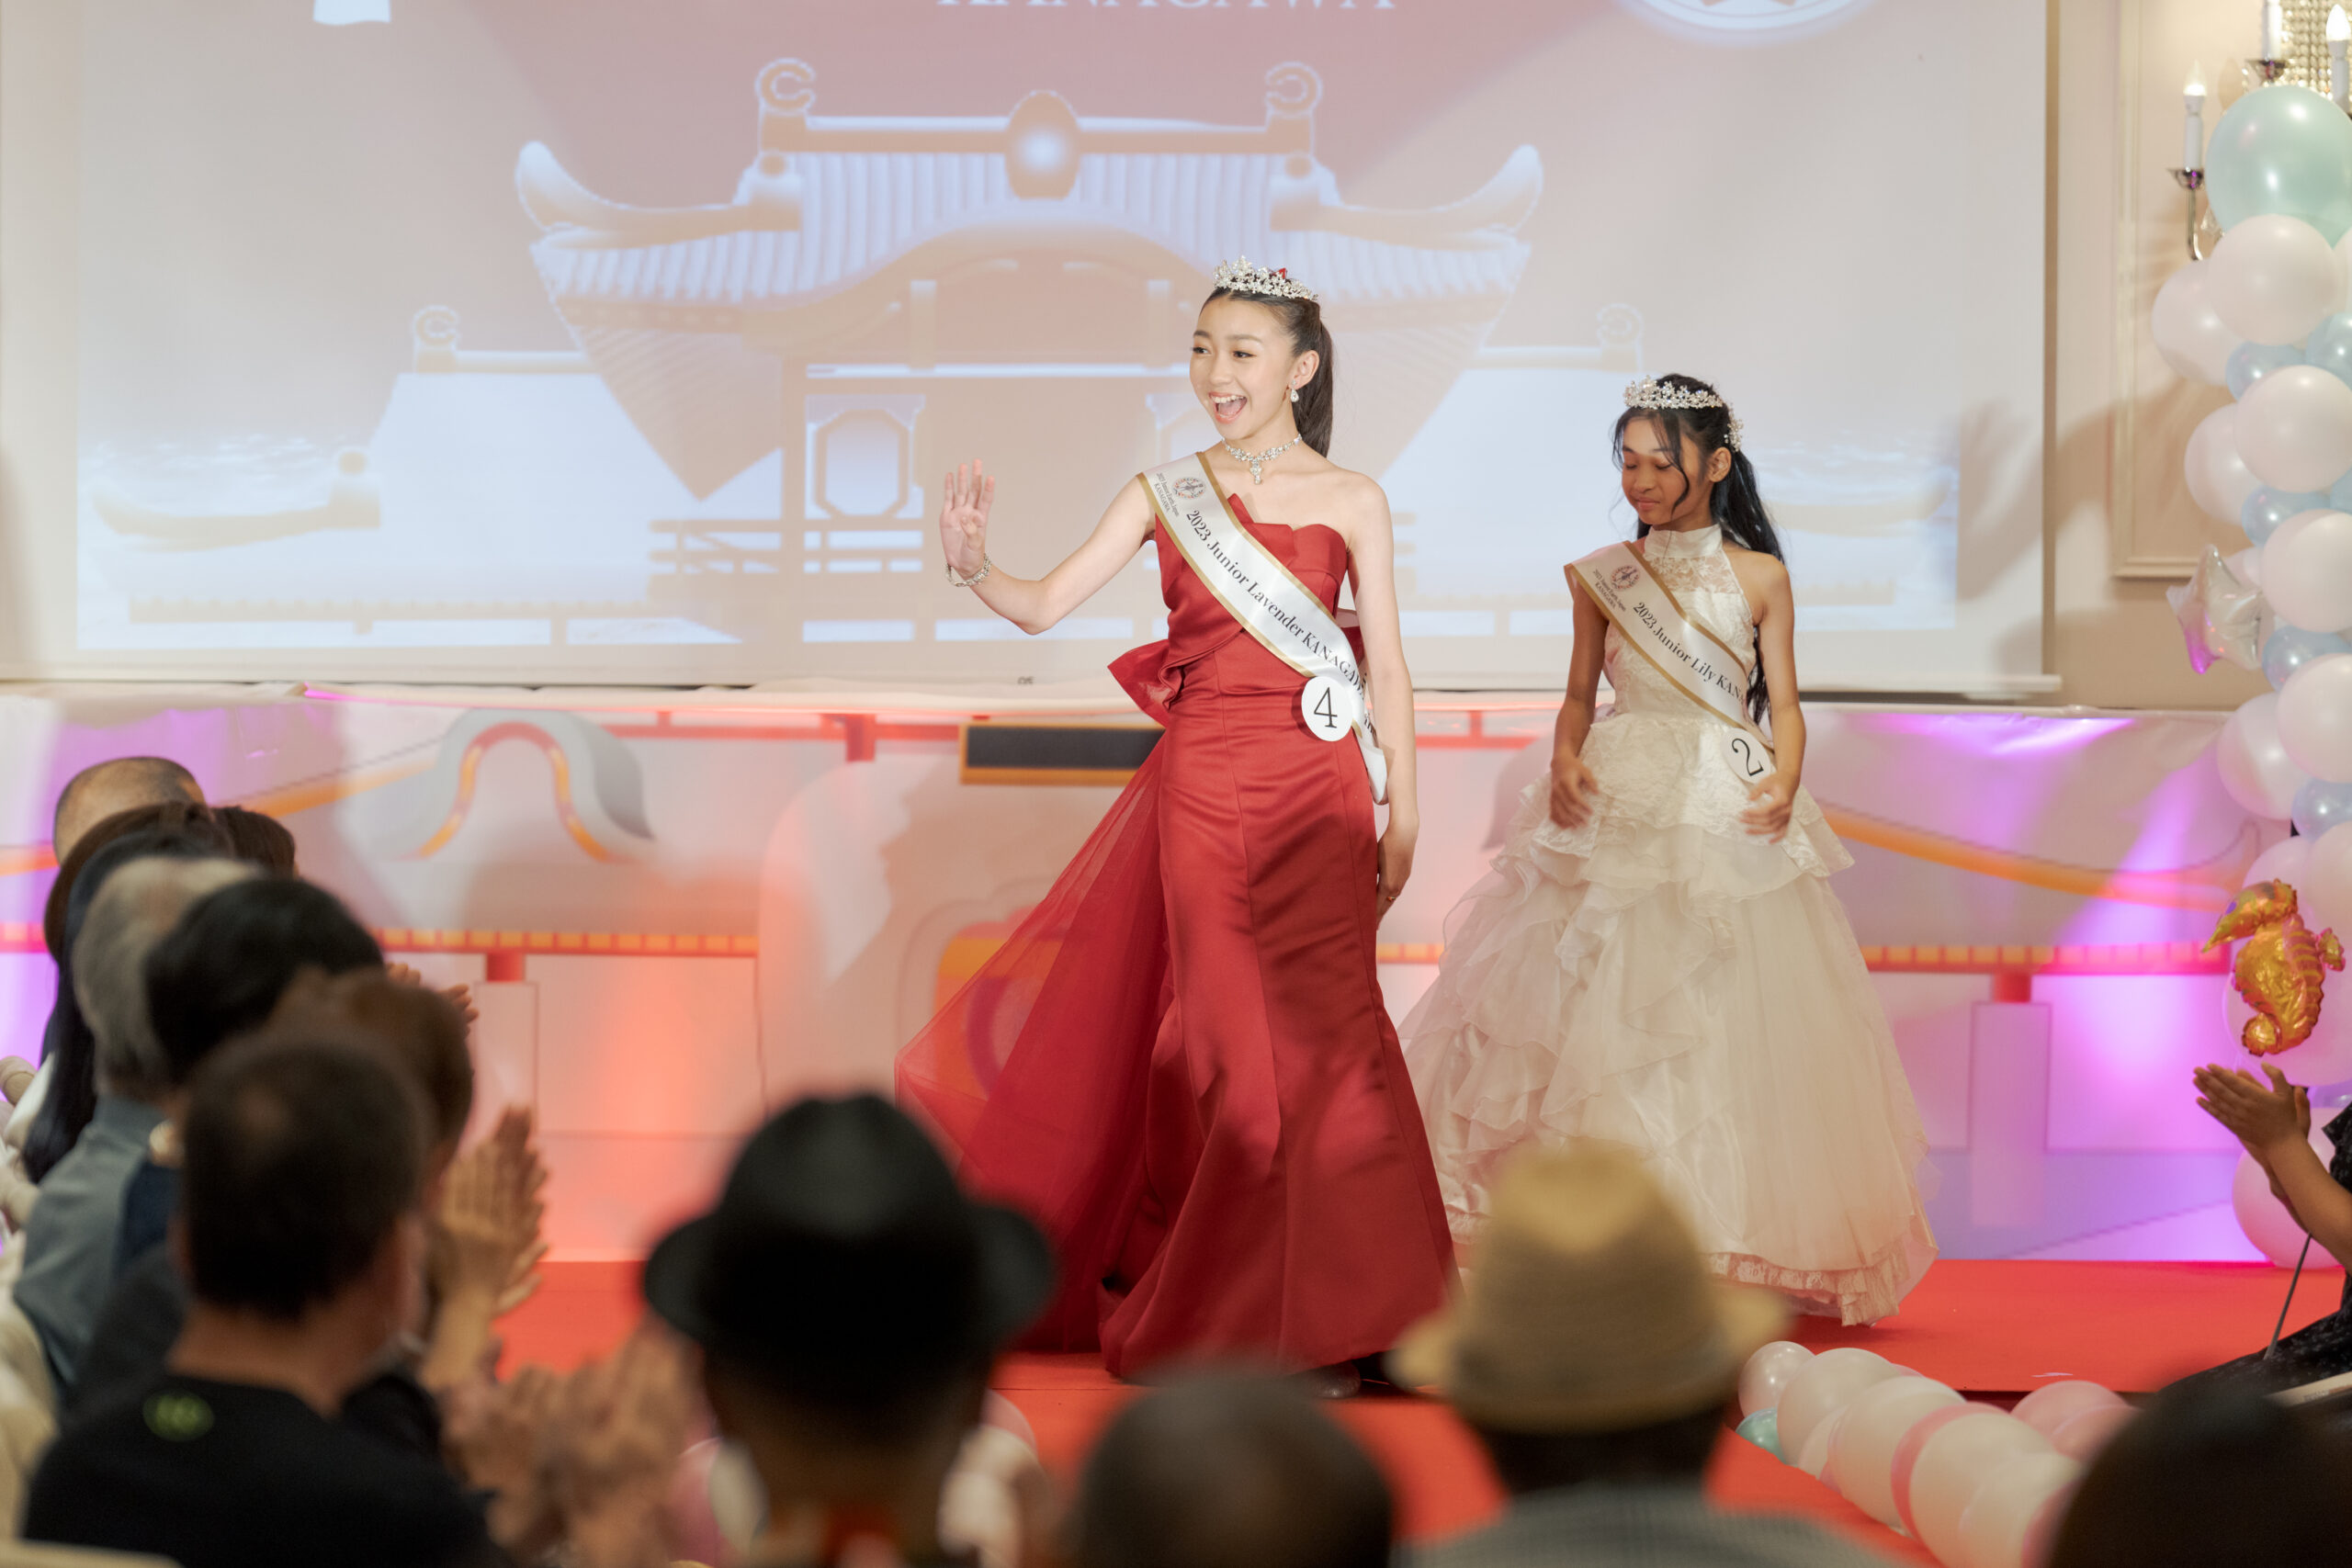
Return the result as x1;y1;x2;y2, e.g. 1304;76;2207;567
1400;375;1936;1325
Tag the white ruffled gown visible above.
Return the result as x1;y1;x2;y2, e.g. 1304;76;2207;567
1399;524;1936;1325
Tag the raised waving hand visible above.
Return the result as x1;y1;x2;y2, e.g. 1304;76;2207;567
941;459;996;581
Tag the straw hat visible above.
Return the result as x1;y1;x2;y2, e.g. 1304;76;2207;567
1393;1142;1788;1431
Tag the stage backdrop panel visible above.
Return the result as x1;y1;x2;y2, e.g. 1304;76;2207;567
0;0;2044;693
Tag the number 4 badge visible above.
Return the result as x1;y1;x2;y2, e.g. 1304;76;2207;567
1300;674;1351;742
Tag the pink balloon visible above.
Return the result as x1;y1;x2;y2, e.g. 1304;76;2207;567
2246;836;2315;888
1775;1347;1896;1467
1908;1412;2052;1567
2232;1134;2349;1266
1738;1340;1814;1418
1826;1376;1963;1529
2052;1403;2139;1462
1957;1451;2082;1568
2011;1381;2125;1438
1893;1402;2006;1535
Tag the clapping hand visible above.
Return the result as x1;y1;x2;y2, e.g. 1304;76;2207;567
2194;1061;2309;1161
941;460;996;580
544;1326;696;1568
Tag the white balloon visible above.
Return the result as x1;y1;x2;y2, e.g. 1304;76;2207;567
1826;1376;1962;1529
2307;822;2352;942
2232;1126;2348;1265
2239;367;2352;493
2246;835;2316;888
2153;260;2247;384
2210;215;2347;344
2339;230;2352;312
2229;544;2267;588
1956;1451;2081;1568
1910;1413;2052;1568
1737;1341;1814;1419
2010;1382;2124;1439
2219;693;2314;818
2280;656;2352;781
2263;511;2352;631
1775;1347;1895;1467
2187;404;2265;522
1794;1408;1844;1481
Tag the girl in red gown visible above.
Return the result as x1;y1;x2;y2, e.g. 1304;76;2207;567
896;264;1453;1392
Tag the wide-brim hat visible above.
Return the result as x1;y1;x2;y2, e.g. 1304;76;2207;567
643;1094;1055;1382
1392;1141;1787;1431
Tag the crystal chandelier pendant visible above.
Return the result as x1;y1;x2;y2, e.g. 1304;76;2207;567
1222;434;1301;484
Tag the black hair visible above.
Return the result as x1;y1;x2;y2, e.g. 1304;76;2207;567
1611;373;1783;722
1470;1404;1724;1495
181;1035;426;1321
144;878;384;1089
51;757;200;852
27;815;236;1180
215;807;298;875
2048;1382;2352;1568
1072;1377;1392;1568
1203;285;1336;457
266;969;473;1151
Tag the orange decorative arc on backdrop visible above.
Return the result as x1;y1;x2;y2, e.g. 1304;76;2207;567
2208;879;2345;1055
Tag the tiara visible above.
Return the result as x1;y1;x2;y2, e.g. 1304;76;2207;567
1624;377;1743;451
1212;256;1317;303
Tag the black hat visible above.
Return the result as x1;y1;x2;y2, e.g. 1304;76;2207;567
642;1094;1055;1388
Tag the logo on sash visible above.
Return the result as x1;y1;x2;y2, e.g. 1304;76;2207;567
1567;539;1774;786
1137;455;1387;804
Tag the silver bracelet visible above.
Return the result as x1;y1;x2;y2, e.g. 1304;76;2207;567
945;555;993;589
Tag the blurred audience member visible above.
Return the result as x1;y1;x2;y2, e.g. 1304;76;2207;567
1073;1377;1390;1568
24;1035;503;1568
17;855;252;1395
1396;1144;1896;1568
26;802;232;1182
50;757;202;863
214;804;299;874
2047;1382;2352;1568
643;1094;1055;1568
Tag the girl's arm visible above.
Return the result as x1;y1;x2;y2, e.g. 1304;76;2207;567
1548;577;1610;829
1740;553;1804;842
2199;1065;2352;1261
1340;478;1419;907
941;461;1156;635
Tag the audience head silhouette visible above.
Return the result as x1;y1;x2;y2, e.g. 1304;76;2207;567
74;856;254;1102
2048;1382;2352;1568
144;878;383;1091
266;969;473;1162
51;757;202;862
1073;1377;1392;1568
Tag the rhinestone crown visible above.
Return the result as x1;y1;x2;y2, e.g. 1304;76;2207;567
1212;256;1318;303
1623;376;1743;451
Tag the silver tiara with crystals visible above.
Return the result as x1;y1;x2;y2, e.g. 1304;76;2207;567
1624;377;1743;451
1212;256;1317;303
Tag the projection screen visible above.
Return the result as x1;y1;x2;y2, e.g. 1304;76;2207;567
0;0;2047;692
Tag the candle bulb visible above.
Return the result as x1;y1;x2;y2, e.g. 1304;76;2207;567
2332;6;2350;107
2266;0;2286;61
2187;63;2208;172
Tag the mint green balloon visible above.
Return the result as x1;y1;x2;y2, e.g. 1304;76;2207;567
2209;85;2352;243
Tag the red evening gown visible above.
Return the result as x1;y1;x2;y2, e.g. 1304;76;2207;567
896;496;1454;1378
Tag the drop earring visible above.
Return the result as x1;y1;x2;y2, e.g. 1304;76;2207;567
1289;388;1300;402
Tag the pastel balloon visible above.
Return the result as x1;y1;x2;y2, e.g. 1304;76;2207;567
2333;467;2352;513
2231;1130;2351;1264
2246;835;2316;888
1956;1451;2081;1568
2218;693;2314;818
1826;1376;1963;1529
2051;1403;2138;1462
1774;1347;1896;1466
1892;1402;2005;1534
1793;1408;1843;1481
2269;625;2352;687
2211;215;2347;344
2262;510;2352;630
2239;367;2352;493
2247;485;2328;545
2154;262;2246;384
2280;657;2352;780
2187;406;2265;522
2312;312;2352;387
2207;85;2352;243
1737;1341;1814;1418
2230;340;2308;398
2011;1381;2125;1438
2228;544;2267;589
1908;1412;2052;1567
1736;1407;1781;1460
2296;777;2352;836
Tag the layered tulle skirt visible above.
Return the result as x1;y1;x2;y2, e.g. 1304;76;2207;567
1399;709;1937;1325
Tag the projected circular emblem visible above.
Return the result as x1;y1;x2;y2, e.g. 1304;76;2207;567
1173;477;1208;500
1626;0;1873;38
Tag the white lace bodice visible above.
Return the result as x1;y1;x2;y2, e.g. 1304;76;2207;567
1603;525;1756;717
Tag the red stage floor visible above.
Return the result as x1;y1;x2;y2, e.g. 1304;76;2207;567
503;1258;2339;1562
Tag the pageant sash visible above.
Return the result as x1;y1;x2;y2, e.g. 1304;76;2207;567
1138;455;1387;803
1567;540;1775;787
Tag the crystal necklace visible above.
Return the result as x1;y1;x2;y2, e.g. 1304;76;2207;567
1222;434;1301;485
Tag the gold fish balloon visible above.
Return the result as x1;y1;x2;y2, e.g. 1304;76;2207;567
2208;879;2346;1055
